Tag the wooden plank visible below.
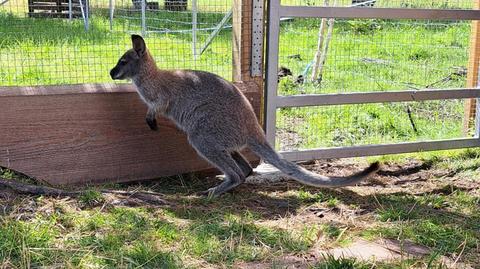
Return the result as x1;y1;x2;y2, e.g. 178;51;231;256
232;0;265;124
279;6;480;20
29;5;79;11
31;0;73;3
28;0;34;13
0;83;134;96
28;12;82;18
0;83;261;186
464;0;480;135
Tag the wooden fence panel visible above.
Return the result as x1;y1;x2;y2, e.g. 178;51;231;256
0;83;261;185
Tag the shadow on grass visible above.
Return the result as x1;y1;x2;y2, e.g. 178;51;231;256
121;167;479;259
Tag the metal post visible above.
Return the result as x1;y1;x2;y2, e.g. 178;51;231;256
199;9;233;56
265;0;280;146
141;0;146;36
68;0;72;22
251;0;264;76
79;0;89;31
85;0;89;30
192;0;198;60
109;0;115;31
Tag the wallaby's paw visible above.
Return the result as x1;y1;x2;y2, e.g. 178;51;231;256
146;118;158;131
197;188;219;199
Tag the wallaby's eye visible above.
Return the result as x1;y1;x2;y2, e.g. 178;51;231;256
119;59;128;65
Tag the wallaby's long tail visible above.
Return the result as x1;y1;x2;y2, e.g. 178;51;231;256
248;138;380;187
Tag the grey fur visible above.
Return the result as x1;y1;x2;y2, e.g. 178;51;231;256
110;35;380;197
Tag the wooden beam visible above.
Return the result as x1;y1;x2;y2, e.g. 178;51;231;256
232;0;265;124
0;83;261;186
464;0;480;135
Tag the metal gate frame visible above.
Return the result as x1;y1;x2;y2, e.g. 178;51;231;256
265;0;480;161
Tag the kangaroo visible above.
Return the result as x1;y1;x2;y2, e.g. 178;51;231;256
110;35;380;197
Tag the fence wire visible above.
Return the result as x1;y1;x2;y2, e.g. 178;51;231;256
275;1;475;151
276;100;467;151
0;0;233;86
278;19;470;95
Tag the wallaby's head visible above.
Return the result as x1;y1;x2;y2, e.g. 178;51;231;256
110;34;148;80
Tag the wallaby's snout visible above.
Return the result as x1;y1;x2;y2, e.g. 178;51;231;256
110;67;119;80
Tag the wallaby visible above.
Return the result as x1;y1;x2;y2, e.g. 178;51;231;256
110;35;380;197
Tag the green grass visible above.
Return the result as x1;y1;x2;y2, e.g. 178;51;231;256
0;201;317;267
1;148;479;267
368;189;479;255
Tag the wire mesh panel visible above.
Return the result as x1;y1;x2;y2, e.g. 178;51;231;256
278;19;470;95
276;100;467;151
266;0;480;159
0;0;233;86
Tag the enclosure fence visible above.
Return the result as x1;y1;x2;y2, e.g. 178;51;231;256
0;0;235;86
3;0;480;162
266;0;480;160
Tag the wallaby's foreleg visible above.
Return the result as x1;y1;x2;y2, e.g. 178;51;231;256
193;147;246;197
231;151;253;177
146;108;158;131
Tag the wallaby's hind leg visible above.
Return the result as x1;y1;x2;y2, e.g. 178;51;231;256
194;148;246;197
231;151;253;177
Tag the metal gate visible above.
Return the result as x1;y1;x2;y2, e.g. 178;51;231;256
265;0;480;161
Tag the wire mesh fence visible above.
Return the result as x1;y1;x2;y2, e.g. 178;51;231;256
276;100;467;150
0;0;233;86
278;19;470;95
274;0;476;151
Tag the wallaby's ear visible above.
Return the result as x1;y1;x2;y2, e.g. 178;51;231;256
131;34;146;57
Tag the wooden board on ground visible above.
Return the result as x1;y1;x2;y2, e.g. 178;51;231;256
0;82;261;186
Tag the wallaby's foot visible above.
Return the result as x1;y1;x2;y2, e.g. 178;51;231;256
199;178;243;198
146;117;158;131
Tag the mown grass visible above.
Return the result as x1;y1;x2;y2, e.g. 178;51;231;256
1;149;479;268
0;198;317;267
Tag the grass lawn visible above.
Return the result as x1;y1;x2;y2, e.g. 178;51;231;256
1;148;479;268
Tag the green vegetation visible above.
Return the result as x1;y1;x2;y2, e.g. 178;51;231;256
1;148;479;268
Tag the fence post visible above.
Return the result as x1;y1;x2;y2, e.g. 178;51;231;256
192;0;198;60
232;0;265;123
464;0;480;136
141;0;146;36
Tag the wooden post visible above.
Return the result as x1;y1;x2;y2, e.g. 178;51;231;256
464;0;480;135
232;0;265;124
